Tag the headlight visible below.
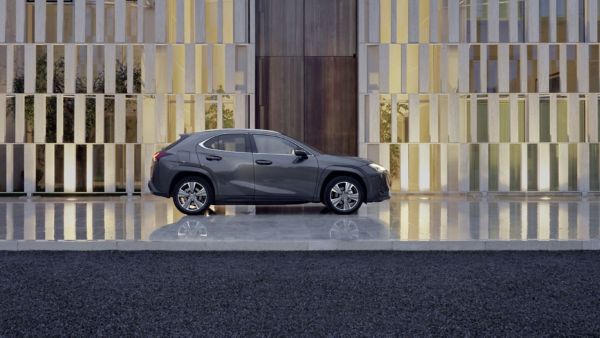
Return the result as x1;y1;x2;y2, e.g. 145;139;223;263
368;163;387;173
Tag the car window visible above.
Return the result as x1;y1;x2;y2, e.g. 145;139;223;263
204;134;247;152
253;135;299;155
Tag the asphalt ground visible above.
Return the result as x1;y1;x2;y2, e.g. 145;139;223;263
0;251;599;336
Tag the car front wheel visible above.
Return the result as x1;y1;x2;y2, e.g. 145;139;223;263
172;176;214;215
324;176;364;214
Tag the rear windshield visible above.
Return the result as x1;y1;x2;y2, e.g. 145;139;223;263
164;134;190;151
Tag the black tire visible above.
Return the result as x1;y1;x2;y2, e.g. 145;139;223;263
171;176;214;215
323;176;364;215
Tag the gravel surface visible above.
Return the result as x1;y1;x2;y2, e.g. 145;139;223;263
0;251;599;336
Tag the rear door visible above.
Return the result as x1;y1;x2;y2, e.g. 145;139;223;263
196;133;254;202
251;134;319;202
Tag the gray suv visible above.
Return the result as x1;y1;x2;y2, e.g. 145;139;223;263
148;129;390;215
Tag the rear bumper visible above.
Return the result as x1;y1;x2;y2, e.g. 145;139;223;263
148;180;169;198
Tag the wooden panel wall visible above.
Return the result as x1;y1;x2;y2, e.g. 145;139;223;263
256;0;304;56
304;57;358;155
257;57;305;141
256;0;358;155
304;0;357;56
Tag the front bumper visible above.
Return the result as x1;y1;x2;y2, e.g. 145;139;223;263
365;172;390;202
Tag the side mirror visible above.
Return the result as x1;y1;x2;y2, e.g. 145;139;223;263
294;149;308;158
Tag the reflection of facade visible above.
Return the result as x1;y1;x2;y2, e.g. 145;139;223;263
0;0;599;194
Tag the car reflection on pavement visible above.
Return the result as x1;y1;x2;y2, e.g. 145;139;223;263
149;214;389;242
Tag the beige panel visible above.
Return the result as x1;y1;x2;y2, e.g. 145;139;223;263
44;144;55;192
74;95;85;143
34;95;46;143
23;144;36;193
104;144;116;193
64;144;76;193
114;95;126;143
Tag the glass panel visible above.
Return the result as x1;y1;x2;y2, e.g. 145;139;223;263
46;3;58;43
253;135;297;154
469;144;480;191
527;144;538;191
489;143;499;191
477;98;488;142
76;145;86;192
55;144;64;192
92;145;104;192
105;2;115;43
549;45;560;92
206;134;247;152
469;45;480;92
205;95;217;130
104;95;115;143
487;45;497;92
222;95;234;129
63;96;74;143
477;0;488;43
557;96;568;142
115;144;125;193
36;46;47;93
12;144;23;191
126;95;137;143
579;97;586;142
539;96;550;142
509;144;521;191
46;96;57;143
557;0;567;42
527;45;538;92
420;96;430;142
24;95;34;143
116;45;127;94
540;0;550;42
550;144;559;190
509;45;520;92
93;45;104;93
568;144;578;190
459;0;470;42
0;145;5;191
518;97;527;142
76;45;87;93
380;95;392;143
390;144;400;191
590;45;599;93
499;0;509;42
86;96;96;143
397;95;409;143
590;144;599;191
36;145;44;192
447;45;458;92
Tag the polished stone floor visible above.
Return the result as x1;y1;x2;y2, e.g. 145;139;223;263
0;194;599;250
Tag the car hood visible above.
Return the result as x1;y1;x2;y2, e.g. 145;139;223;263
316;154;372;167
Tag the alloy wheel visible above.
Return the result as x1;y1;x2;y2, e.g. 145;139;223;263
329;181;360;212
176;181;208;212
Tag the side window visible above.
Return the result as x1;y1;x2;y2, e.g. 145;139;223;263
204;134;247;152
253;135;298;155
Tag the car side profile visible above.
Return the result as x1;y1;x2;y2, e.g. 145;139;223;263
148;129;390;215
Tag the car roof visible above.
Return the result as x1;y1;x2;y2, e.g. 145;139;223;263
194;128;282;136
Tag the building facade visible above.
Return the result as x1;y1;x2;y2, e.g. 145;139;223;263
0;0;599;194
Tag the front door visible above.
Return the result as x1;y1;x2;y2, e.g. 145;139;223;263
196;133;254;202
251;134;319;202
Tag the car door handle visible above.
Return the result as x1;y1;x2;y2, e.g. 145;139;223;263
206;155;222;161
255;159;272;165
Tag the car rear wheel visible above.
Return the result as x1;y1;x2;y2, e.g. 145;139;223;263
323;176;364;215
172;176;214;215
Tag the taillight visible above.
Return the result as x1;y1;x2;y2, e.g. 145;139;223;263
153;151;168;162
